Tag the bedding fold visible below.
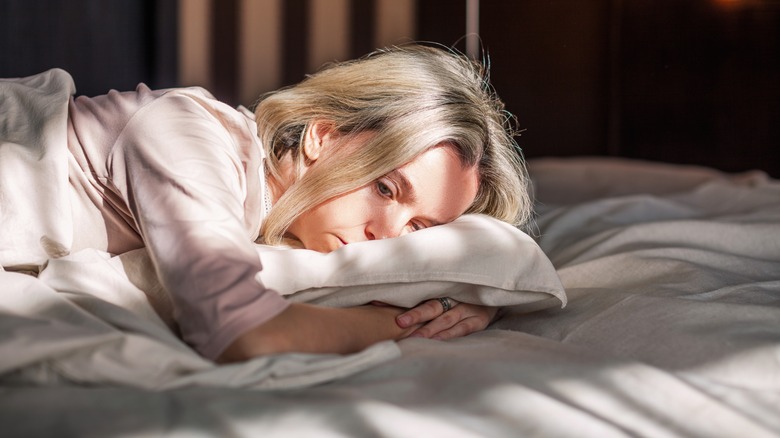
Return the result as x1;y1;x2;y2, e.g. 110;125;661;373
0;69;75;269
0;263;401;390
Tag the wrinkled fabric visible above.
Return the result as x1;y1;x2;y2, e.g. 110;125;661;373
0;69;75;268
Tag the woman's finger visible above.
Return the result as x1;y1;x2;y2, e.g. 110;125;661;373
431;315;490;340
408;306;465;338
410;304;497;339
396;298;456;328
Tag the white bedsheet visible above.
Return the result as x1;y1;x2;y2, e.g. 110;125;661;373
3;157;779;437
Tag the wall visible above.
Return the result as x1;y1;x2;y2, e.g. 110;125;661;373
179;0;417;106
1;0;777;175
618;0;780;174
419;0;780;175
0;0;176;96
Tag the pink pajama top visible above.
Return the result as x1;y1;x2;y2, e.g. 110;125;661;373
66;83;290;360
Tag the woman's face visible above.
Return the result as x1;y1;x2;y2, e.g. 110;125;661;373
285;138;480;253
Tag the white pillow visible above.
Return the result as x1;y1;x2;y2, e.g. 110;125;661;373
255;214;566;309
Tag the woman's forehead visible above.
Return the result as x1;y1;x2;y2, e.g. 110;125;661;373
395;146;479;223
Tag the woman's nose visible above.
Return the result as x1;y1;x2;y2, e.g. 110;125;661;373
365;212;407;241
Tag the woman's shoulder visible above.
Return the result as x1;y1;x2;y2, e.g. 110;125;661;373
70;82;256;150
71;83;221;124
123;84;257;136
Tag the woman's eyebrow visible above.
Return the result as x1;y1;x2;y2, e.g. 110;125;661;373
389;169;417;203
388;169;443;227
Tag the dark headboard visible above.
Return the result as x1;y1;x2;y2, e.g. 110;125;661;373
0;0;177;96
2;0;777;177
420;0;780;177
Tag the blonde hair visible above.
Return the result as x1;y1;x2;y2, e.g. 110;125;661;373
254;44;532;245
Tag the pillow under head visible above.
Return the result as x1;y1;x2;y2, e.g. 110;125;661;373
255;214;566;309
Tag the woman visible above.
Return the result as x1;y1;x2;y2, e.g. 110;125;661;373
0;45;531;362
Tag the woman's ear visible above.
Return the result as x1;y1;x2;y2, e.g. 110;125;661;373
302;121;334;163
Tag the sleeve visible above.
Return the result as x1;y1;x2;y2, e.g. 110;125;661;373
108;92;290;360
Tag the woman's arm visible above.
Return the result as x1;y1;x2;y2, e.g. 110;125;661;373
217;303;419;362
111;92;293;360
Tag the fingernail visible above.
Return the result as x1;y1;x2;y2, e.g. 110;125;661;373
397;315;411;327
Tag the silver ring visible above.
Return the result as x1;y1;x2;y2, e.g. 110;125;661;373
437;297;452;312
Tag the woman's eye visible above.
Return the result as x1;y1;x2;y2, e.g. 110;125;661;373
410;222;424;232
376;181;393;198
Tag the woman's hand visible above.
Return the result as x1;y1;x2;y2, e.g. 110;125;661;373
395;299;499;340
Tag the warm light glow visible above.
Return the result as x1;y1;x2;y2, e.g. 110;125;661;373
712;0;755;10
466;0;480;59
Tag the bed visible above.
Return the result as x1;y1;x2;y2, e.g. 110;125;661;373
1;155;778;437
2;74;780;437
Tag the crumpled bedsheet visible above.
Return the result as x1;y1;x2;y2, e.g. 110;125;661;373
0;253;401;390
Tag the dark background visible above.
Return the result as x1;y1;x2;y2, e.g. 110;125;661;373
2;0;778;176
